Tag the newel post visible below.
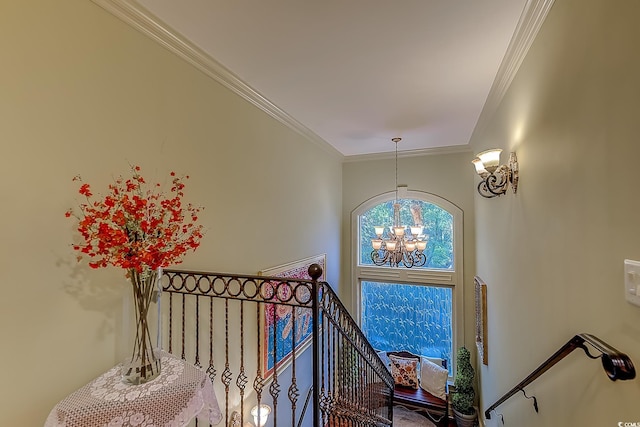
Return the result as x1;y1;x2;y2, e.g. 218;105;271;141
308;264;322;427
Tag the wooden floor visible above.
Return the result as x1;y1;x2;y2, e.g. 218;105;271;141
325;418;457;426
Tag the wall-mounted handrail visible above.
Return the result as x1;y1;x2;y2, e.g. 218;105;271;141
485;333;635;420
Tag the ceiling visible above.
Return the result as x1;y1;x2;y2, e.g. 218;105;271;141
96;0;549;158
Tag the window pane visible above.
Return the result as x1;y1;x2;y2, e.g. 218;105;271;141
359;199;454;269
361;281;453;371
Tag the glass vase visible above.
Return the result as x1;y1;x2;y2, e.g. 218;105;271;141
121;268;162;385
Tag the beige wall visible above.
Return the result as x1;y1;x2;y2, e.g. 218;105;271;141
341;152;477;348
0;1;342;425
472;0;640;425
5;0;638;425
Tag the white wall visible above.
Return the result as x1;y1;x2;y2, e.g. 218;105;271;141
472;0;640;425
0;1;342;425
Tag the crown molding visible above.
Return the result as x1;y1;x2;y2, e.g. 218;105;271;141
343;144;474;163
90;0;344;160
471;0;555;141
90;0;552;162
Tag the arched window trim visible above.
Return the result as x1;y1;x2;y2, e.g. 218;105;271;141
351;188;464;370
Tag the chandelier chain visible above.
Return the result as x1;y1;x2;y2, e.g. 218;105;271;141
393;137;400;204
395;138;398;203
369;137;429;268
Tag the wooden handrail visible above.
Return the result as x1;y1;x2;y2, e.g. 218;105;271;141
484;333;635;420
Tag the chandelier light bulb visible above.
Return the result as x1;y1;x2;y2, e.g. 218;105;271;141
393;226;406;237
410;226;423;237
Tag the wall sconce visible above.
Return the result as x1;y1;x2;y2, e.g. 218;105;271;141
251;404;271;427
472;149;519;198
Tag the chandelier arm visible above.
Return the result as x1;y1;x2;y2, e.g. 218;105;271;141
371;250;388;266
393;251;402;267
370;246;428;268
414;251;427;267
402;250;414;268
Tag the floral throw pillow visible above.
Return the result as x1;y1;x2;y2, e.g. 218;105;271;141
389;355;419;389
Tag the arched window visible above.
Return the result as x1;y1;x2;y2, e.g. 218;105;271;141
359;198;454;270
351;189;464;373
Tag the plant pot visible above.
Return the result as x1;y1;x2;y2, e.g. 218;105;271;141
453;407;477;427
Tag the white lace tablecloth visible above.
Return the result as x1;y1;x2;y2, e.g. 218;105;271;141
44;351;222;427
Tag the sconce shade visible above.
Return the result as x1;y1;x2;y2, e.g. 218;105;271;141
472;157;488;175
477;149;502;173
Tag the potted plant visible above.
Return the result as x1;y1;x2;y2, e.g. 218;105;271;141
452;346;478;427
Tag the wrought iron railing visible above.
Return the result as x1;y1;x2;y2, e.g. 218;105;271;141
160;264;394;427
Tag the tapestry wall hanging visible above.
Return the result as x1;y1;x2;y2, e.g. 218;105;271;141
259;254;326;380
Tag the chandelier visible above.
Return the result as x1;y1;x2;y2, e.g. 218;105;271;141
370;138;428;268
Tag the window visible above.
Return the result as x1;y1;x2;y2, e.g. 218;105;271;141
352;190;463;373
359;199;454;270
361;281;453;371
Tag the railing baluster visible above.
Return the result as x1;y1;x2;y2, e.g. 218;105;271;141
270;298;280;427
222;299;231;427
181;293;186;360
254;300;264;415
237;300;247;426
194;295;201;369
289;307;298;427
312;275;322;427
206;296;216;384
161;267;394;427
168;292;173;354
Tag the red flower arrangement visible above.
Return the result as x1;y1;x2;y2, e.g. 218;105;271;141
66;165;204;384
66;165;204;274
